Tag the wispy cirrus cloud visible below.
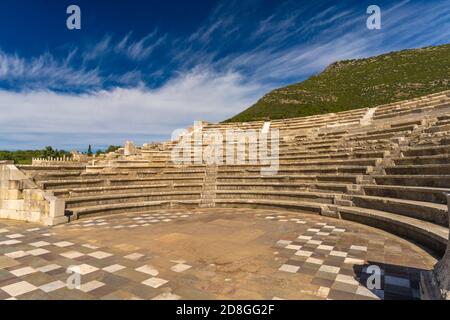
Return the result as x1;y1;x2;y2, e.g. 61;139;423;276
0;50;102;91
0;0;449;149
0;68;263;149
115;31;167;61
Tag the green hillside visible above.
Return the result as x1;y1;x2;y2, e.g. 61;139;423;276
226;43;450;122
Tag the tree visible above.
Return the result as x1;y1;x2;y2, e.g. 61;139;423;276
105;145;121;153
87;145;93;156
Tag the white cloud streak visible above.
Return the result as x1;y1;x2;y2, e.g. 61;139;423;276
0;69;264;149
0;0;449;149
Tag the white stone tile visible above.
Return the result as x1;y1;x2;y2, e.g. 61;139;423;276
60;251;84;259
103;264;126;273
350;245;367;252
6;234;23;239
124;253;144;260
54;241;74;248
10;267;37;277
344;257;365;265
317;286;330;298
297;235;312;240
29;241;50;247
278;264;299;273
306;257;323;265
39;281;66;293
317;245;334;251
1;281;37;297
69;264;99;275
307;228;320;233
0;228;9;234
286;244;302;250
171;263;191;273
79;280;104;293
336;274;359;285
0;240;21;245
37;264;61;273
27;248;50;256
82;244;99;250
88;251;113;259
142;277;168;288
5;251;29;259
319;265;340;274
330;250;347;257
295;250;313;257
136;265;159;276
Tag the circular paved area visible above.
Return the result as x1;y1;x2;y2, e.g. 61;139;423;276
0;209;437;300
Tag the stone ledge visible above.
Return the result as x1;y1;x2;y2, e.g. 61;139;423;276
420;193;450;300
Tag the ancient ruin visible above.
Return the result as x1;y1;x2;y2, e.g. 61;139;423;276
0;90;449;300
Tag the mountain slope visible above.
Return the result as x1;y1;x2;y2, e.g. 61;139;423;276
226;43;450;122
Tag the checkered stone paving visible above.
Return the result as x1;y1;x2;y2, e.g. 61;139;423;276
0;209;437;300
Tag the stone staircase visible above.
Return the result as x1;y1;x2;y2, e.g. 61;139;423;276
199;165;218;208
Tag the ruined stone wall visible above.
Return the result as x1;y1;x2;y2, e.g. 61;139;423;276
0;164;66;226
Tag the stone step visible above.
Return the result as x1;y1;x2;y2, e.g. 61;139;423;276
53;183;202;197
425;123;450;134
109;177;204;186
215;198;326;214
33;172;126;182
70;200;201;219
349;194;448;226
219;165;371;174
362;185;449;204
216;190;336;204
17;165;86;171
372;175;450;188
393;155;450;166
39;179;104;190
217;174;360;184
66;191;202;209
338;206;448;256
217;182;347;193
350;124;417;138
403;145;450;156
385;164;450;175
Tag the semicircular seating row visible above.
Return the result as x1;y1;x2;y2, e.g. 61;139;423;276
18;90;450;256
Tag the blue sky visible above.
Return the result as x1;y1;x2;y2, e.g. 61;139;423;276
0;0;449;151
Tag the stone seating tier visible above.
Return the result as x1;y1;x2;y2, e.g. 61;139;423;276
6;90;449;264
